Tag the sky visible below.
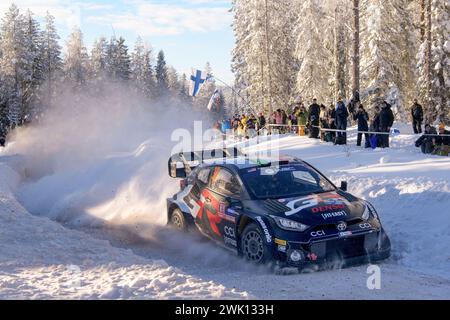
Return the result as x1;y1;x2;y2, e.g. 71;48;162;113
0;0;235;83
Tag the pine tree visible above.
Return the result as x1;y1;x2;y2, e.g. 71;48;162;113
22;10;44;120
155;50;168;96
131;37;155;97
64;28;89;87
293;0;331;103
41;11;62;107
90;37;108;83
106;36;131;82
0;4;28;125
430;0;449;122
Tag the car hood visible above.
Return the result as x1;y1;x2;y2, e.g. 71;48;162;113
246;190;366;225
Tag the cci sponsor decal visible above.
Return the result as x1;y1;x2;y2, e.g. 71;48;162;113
224;226;236;238
321;211;347;220
256;217;272;243
359;223;372;229
310;230;326;237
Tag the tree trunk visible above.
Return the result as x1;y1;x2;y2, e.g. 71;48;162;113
426;0;432;120
335;6;346;101
264;0;273;115
420;0;426;42
352;0;360;99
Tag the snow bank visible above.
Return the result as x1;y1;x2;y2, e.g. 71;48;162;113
0;161;249;299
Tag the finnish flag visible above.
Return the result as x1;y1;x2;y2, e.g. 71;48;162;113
189;69;209;97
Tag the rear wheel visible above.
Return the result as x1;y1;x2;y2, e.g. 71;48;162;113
241;223;270;264
169;209;187;232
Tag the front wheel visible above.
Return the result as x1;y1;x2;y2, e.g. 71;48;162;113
169;209;187;232
240;223;270;264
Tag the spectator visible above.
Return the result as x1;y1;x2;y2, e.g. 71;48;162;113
319;105;329;141
296;104;308;132
327;104;336;142
411;99;424;134
379;101;394;148
415;124;437;154
369;106;381;148
257;112;266;133
353;104;370;147
433;123;450;156
335;97;349;144
308;98;321;139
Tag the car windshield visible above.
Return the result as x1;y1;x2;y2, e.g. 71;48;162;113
240;164;335;199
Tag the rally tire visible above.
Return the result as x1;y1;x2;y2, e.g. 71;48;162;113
240;223;270;264
169;209;187;232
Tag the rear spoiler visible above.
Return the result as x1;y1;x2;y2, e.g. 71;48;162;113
168;147;244;178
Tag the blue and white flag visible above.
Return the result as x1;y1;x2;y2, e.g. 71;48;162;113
189;69;209;97
207;89;221;112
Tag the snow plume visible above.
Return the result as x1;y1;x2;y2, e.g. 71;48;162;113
4;83;205;228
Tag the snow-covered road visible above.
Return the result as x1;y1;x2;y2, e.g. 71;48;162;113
1;123;449;299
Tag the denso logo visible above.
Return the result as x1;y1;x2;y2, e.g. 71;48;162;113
312;204;345;213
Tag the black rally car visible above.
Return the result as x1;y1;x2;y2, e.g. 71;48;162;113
166;148;391;269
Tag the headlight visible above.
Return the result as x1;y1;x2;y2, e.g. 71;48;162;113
363;201;379;220
270;215;309;232
362;205;370;221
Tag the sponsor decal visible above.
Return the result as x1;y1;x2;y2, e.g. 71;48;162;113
285;192;350;216
312;204;345;213
321;211;347;220
359;223;372;229
219;202;226;215
310;230;326;237
274;238;287;246
337;221;347;231
224;236;237;247
256;216;272;243
339;231;353;238
224;226;236;238
218;212;236;223
277;245;287;252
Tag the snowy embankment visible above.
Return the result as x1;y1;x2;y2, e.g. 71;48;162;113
0;154;249;300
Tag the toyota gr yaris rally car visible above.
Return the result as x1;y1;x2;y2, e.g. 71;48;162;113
166;148;391;269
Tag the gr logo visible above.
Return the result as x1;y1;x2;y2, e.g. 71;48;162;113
366;265;381;290
224;226;235;238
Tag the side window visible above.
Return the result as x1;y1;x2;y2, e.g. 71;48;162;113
197;168;211;185
210;167;241;197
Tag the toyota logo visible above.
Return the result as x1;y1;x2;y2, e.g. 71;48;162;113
337;222;347;231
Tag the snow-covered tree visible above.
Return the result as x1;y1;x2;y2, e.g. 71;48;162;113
430;0;449;122
90;37;108;83
106;36;131;82
0;4;28;125
41;11;62;107
130;37;155;97
360;0;408;117
293;0;332;103
155;50;168;97
63;28;89;87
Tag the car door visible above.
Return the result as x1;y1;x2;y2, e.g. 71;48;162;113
198;166;241;248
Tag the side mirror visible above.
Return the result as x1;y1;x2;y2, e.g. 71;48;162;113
340;181;348;192
225;196;242;209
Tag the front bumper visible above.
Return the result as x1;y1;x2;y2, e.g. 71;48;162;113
274;228;391;269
